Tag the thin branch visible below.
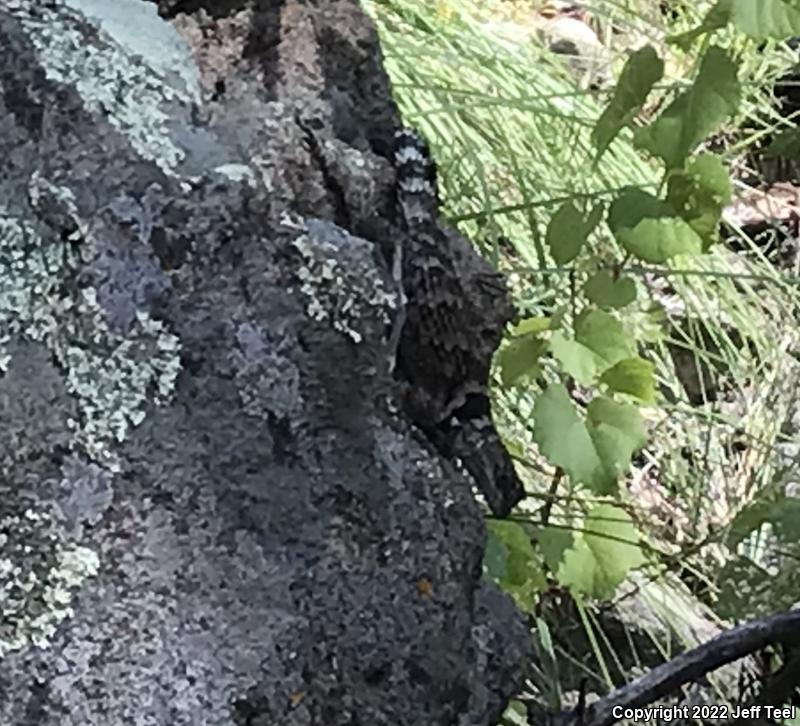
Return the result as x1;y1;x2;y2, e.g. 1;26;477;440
550;609;800;726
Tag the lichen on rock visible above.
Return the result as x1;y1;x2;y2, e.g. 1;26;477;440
0;0;533;721
1;176;181;470
0;504;99;658
292;217;398;345
8;0;200;176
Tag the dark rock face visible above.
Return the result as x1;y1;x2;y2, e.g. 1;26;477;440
0;1;531;724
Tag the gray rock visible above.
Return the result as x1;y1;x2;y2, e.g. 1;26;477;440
0;1;532;724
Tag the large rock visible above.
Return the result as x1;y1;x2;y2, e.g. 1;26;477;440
0;1;532;724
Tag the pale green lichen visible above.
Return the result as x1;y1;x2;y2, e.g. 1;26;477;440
0;182;178;655
7;0;197;176
212;164;258;184
0;344;10;372
0;175;180;469
0;506;99;657
292;218;397;344
59;295;181;464
63;0;203;104
1;0;189;664
0;177;181;654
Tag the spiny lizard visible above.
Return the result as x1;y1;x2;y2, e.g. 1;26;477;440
391;128;525;518
297;117;525;517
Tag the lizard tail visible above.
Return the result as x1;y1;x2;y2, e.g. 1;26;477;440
392;128;439;224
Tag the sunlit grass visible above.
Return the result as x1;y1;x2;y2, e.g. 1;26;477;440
366;0;800;712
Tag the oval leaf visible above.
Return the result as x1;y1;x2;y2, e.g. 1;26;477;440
609;188;703;262
593;45;664;160
533;384;602;485
557;504;646;599
666;153;732;250
574;309;636;367
600;357;657;403
546;201;603;266
486;521;547;611
584;270;638;309
634;47;740;169
499;334;549;387
533;387;646;494
586;396;648;494
672;0;800;46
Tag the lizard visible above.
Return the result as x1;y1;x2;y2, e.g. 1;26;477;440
297;117;525;517
390;128;525;518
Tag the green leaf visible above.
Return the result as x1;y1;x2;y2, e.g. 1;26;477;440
728;495;800;547
499;334;549;387
593;45;664;160
533;384;603;484
586;397;648;493
673;0;800;46
608;188;703;262
502;700;529;726
608;187;672;226
729;0;800;38
666;153;732;250
486;521;547;611
510;316;552;336
669;0;732;49
619;217;703;262
575;309;636;367
535;525;575;572
550;308;639;386
550;332;604;385
533;386;647;493
634;47;740;169
609;159;730;260
765;128;800;157
546;200;603;265
557;504;646;599
584;270;637;309
600;357;657;403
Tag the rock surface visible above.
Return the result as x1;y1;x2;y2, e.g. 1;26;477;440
0;1;532;724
